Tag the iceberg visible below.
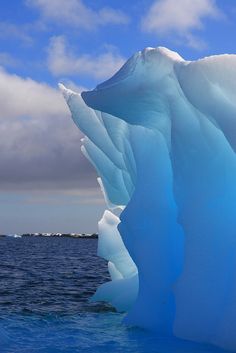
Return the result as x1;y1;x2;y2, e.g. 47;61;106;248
60;47;236;351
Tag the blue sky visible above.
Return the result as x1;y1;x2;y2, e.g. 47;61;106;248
1;0;236;234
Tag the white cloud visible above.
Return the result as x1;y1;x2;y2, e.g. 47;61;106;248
26;0;129;30
142;0;223;48
47;36;125;80
0;66;98;192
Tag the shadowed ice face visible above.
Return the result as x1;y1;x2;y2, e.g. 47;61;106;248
81;47;184;128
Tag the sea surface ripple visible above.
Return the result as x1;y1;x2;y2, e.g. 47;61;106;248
0;237;228;353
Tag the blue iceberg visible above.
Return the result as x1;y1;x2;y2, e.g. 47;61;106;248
60;47;236;351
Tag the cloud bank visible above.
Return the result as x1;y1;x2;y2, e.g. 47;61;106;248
0;67;98;193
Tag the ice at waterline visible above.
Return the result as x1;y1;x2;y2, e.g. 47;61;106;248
60;47;236;352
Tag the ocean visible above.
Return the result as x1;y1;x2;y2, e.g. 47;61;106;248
0;237;228;353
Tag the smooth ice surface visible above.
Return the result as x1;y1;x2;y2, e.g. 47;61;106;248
60;47;236;352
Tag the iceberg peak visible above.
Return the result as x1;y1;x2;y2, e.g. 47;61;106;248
140;46;184;63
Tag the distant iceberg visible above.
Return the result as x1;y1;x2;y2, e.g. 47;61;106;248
60;47;236;351
6;234;22;238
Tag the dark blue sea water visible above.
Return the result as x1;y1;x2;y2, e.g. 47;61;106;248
0;237;229;353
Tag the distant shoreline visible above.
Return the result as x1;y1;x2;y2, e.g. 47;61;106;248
0;233;98;239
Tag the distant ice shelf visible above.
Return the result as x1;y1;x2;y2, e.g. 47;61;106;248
61;46;236;352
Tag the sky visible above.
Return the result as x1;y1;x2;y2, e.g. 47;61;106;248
1;0;236;234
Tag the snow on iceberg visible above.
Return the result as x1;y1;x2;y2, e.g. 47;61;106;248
60;47;236;351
